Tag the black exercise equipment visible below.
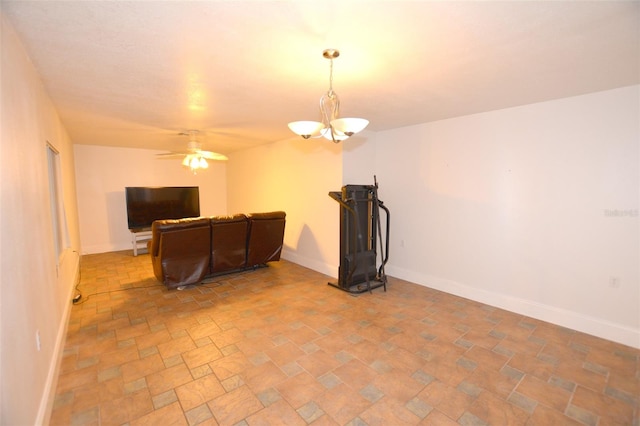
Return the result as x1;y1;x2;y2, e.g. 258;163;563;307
328;176;390;294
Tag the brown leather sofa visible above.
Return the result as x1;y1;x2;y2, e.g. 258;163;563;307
148;211;285;289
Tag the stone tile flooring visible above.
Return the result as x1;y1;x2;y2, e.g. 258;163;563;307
50;251;639;425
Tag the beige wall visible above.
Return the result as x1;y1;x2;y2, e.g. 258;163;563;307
226;137;344;276
1;14;81;425
370;86;639;348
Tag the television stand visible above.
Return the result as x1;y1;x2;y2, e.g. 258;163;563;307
130;228;152;256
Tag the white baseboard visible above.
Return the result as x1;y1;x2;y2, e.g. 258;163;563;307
82;242;131;255
385;265;640;350
36;252;80;425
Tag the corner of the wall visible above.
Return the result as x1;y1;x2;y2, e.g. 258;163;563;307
281;250;336;280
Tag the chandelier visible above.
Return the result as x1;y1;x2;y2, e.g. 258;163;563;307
288;49;369;143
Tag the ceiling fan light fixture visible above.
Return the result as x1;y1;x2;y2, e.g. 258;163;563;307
180;153;209;173
158;129;227;172
288;49;368;143
189;155;200;170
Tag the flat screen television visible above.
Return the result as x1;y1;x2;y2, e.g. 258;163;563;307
125;186;200;230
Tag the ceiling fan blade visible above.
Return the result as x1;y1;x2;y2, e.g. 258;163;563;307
198;150;228;161
154;130;227;163
155;152;187;158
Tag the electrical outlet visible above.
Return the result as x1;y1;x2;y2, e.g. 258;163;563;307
609;276;620;289
36;330;41;351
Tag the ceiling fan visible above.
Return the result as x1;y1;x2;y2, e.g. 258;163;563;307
156;130;228;172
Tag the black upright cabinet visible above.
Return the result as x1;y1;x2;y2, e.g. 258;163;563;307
328;179;389;293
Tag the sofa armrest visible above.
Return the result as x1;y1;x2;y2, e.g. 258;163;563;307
150;217;211;289
246;211;286;266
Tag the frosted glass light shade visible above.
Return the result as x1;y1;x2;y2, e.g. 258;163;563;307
288;121;324;138
331;118;369;136
322;128;349;141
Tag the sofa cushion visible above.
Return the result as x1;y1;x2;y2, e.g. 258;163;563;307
149;217;211;256
210;214;249;274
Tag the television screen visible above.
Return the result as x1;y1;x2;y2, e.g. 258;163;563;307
125;186;200;230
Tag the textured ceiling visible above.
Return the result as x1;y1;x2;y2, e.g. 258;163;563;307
3;1;639;155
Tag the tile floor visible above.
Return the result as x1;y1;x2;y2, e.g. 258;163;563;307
50;251;639;425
